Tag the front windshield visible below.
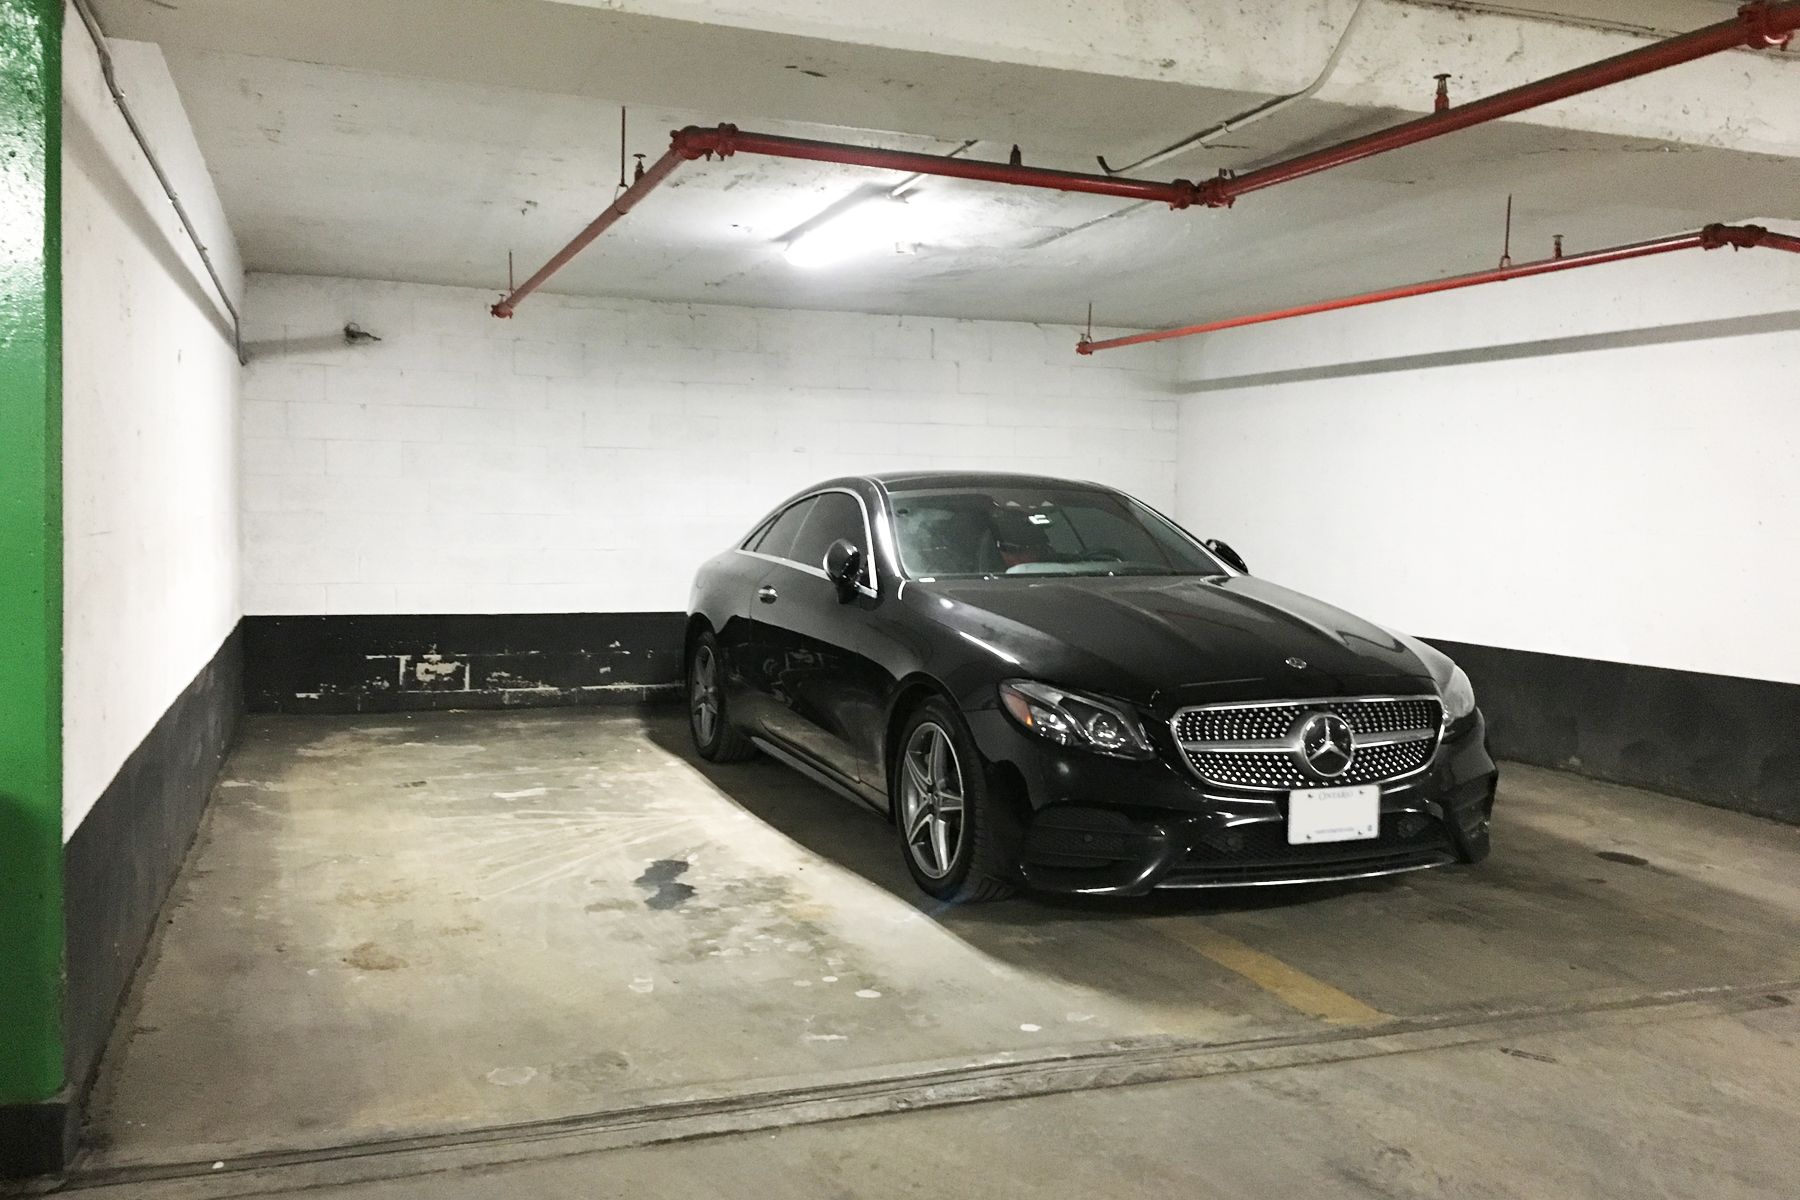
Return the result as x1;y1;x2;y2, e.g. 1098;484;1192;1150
888;485;1227;580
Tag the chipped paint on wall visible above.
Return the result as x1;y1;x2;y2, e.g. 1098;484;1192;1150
246;613;685;713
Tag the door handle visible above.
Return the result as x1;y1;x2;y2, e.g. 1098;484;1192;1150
757;585;779;604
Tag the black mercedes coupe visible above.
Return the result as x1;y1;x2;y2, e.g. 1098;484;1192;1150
685;472;1497;902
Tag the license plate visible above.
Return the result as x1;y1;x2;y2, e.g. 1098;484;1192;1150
1287;785;1380;845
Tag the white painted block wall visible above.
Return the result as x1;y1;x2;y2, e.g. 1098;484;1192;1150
240;276;1177;615
62;30;243;839
1173;236;1800;685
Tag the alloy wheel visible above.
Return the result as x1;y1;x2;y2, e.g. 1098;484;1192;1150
690;644;720;746
899;721;966;879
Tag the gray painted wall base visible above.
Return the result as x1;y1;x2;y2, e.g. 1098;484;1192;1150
243;614;684;713
1431;639;1798;825
47;626;244;1177
0;1093;78;1179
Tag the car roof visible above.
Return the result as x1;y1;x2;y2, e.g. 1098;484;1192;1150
866;470;1114;492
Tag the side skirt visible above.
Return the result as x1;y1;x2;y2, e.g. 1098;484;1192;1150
750;736;889;818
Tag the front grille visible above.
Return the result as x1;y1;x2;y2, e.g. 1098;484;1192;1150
1174;697;1440;743
1172;696;1442;791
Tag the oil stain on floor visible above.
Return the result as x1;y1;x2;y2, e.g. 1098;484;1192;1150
635;858;697;909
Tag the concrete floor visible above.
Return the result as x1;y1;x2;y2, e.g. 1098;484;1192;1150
58;709;1800;1197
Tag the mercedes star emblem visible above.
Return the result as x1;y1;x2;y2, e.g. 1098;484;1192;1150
1298;712;1355;779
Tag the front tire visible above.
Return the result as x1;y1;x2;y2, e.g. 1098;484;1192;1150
893;698;1014;903
688;632;756;762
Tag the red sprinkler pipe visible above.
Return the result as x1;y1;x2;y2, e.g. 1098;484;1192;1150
494;4;1797;318
1757;227;1800;255
1076;224;1793;354
668;125;1200;206
493;145;687;317
493;126;1201;317
1193;1;1800;207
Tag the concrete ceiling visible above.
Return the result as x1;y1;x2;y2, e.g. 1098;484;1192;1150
94;0;1800;330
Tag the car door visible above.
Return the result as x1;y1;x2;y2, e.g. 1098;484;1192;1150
751;489;891;786
730;496;817;737
700;507;793;731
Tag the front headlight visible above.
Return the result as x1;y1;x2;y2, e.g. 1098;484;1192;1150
998;680;1154;760
1439;665;1477;726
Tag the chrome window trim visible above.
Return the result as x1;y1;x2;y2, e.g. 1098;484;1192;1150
733;486;880;599
1169;694;1444;792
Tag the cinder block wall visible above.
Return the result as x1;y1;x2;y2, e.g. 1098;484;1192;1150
1173;238;1800;822
237;275;1177;709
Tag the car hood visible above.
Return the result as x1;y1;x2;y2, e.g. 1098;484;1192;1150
920;574;1442;707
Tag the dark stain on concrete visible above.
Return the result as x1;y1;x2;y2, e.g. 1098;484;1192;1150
344;942;408;971
553;1049;632;1088
337;885;413;906
1595;851;1650;867
635;859;697;910
1501;1047;1560;1064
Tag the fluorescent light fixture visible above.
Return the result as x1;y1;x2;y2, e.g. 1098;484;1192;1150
784;195;920;269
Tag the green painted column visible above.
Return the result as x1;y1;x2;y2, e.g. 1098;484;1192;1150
0;0;63;1106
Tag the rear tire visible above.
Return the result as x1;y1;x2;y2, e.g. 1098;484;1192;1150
892;698;1014;903
688;631;756;763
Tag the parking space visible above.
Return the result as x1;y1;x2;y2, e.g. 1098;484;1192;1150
78;709;1800;1183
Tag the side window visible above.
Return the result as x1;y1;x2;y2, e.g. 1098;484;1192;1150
740;514;777;551
790;492;869;576
752;499;816;561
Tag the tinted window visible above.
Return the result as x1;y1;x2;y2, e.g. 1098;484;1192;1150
740;513;777;551
889;485;1224;579
752;499;816;561
1061;504;1167;566
791;492;868;574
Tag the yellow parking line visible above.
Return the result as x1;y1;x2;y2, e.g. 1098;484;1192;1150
1155;921;1387;1026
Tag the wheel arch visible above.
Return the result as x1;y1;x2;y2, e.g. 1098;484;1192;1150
883;674;957;789
683;613;716;668
882;674;1029;837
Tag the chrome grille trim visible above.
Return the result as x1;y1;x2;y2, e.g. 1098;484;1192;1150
1170;695;1443;791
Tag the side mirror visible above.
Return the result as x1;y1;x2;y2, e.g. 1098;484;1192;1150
823;539;865;602
1204;538;1248;574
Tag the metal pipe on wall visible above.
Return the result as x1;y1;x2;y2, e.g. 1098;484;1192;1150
1075;224;1799;354
1030;0;1375;250
69;0;248;364
1107;0;1376;178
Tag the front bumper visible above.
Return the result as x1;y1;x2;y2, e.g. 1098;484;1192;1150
967;707;1498;897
